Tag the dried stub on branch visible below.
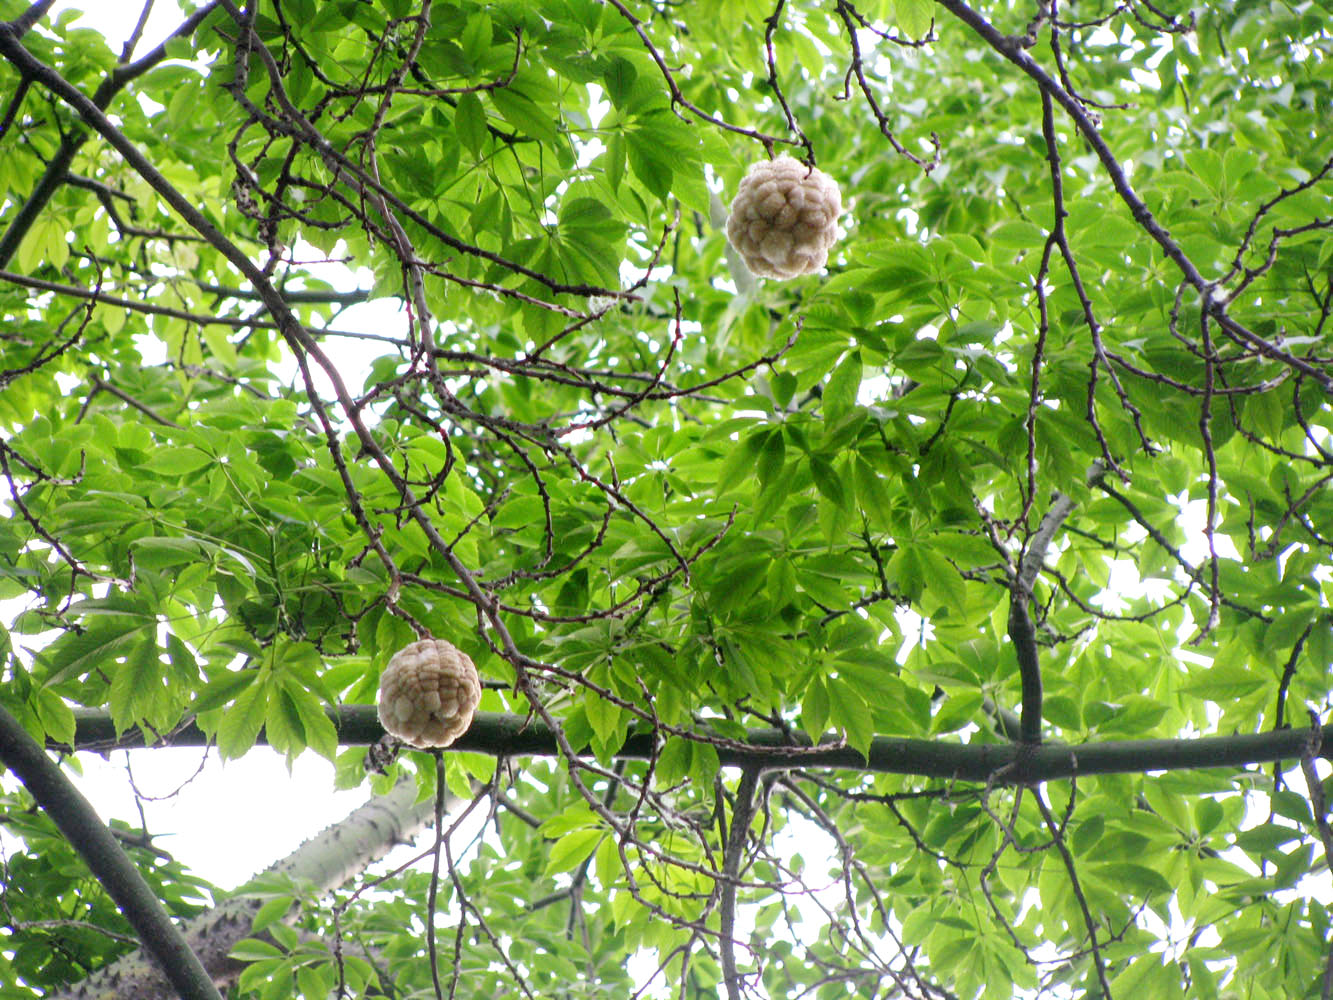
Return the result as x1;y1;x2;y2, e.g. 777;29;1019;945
725;155;842;280
376;638;482;749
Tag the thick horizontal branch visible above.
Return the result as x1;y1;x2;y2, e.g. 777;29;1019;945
62;708;1333;785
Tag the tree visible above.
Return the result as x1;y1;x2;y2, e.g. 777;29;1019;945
0;0;1331;996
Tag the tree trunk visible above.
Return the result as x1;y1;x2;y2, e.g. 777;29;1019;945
52;776;436;1000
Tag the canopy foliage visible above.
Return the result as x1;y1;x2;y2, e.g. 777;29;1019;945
1;0;1332;997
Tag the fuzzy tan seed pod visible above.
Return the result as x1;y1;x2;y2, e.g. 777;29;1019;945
376;639;482;749
725;155;842;280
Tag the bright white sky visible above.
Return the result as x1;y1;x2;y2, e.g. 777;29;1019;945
56;0;184;52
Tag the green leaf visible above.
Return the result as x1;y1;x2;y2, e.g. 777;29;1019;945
756;428;786;488
690;742;720;785
18;213;70;272
545;828;604;876
854;457;894;527
559;195;613;231
490;87;559;144
889;545;924;603
895;0;927;40
39;620;151;686
217;680;269;759
767;557;797;607
455;92;488;156
108;640;161;731
894;337;945;380
1093;863;1175;897
142;447;214;476
932;691;983;734
917;548;967;616
229;938;285;961
296;964;333;1000
826;678;874;757
716;430;765;496
200;326;237;366
606;130;626;192
626;132;673;201
1272;843;1314;889
655;736;692;786
460;11;492;66
602;56;637;109
130;536;213;570
1232;823;1299;854
584;693;623;747
751;472;790;527
193;670;259;713
989;220;1046;250
809;455;850;510
250;894;296;933
33;687;76;746
802;674;830;740
299;697;339;762
824;351;862;423
539;808;599;838
264;687;307;758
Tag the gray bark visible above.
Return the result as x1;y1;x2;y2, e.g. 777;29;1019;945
52;776;436;1000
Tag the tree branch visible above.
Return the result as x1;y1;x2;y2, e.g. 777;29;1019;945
934;0;1207;290
0;268;373;339
1298;719;1333;1000
50;775;436;1000
0;2;221;268
0;704;223;1000
1033;787;1111;996
1011;478;1084;745
3;1;59;39
60;706;1333;785
720;767;760;1000
935;0;1333;393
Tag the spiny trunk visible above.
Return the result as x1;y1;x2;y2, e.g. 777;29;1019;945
52;776;436;1000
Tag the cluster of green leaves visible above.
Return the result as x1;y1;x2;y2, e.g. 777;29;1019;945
1;0;1333;997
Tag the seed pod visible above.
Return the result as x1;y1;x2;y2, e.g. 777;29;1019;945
376;639;482;749
725;155;842;280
